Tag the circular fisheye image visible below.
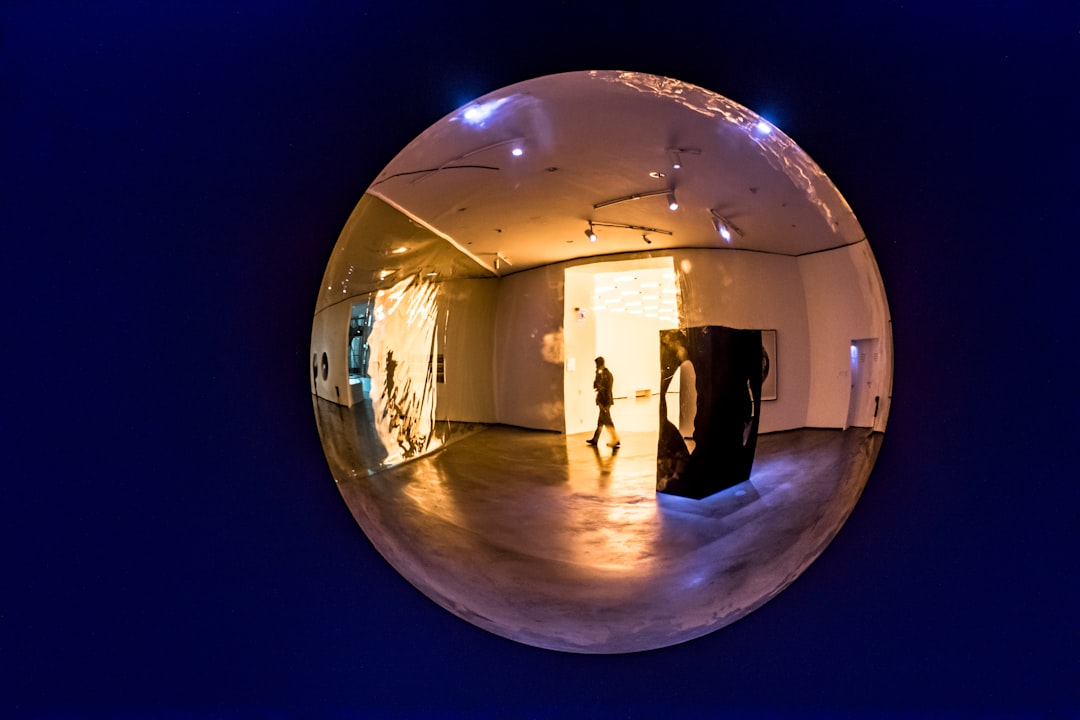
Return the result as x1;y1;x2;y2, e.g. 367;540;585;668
311;71;892;653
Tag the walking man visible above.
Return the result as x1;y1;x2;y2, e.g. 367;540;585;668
587;356;620;449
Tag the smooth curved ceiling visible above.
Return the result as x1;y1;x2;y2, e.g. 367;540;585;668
367;70;865;275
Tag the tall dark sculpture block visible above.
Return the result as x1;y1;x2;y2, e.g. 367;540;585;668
658;326;763;499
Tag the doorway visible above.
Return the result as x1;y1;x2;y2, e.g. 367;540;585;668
563;257;678;434
846;337;881;428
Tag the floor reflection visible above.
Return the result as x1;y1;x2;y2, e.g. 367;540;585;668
315;394;882;653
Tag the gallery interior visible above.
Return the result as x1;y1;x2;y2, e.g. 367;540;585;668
310;71;893;653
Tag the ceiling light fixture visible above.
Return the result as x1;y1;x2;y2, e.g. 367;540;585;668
666;147;701;170
371;136;526;186
593;188;678;210
710;209;745;242
667;192;679;211
477;251;513;273
585;222;598;242
588;220;673;237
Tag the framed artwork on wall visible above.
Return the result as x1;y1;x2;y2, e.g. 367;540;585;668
761;329;778;401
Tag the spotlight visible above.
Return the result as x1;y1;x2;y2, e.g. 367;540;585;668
667;192;679;211
666;147;700;170
585;223;597;242
710;209;743;242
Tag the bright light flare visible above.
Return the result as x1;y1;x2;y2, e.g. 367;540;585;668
459;97;511;127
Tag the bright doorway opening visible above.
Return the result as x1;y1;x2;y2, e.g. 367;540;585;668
564;257;679;434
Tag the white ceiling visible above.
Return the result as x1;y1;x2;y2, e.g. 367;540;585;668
365;71;866;276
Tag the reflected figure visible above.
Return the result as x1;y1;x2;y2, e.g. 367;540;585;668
379;349;427;459
587;356;620;449
658;331;692;489
658;326;762;499
589;444;616;491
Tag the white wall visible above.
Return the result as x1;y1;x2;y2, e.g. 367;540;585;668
800;241;892;430
435;278;499;423
492;264;566;431
562;269;598;433
670;248;811;433
319;243;891;435
310;299;354;406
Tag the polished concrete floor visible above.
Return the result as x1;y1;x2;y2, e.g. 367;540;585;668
314;396;883;653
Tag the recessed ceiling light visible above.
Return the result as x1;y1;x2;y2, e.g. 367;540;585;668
649;171;666;179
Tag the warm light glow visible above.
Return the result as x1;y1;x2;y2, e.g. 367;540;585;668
511;147;524;157
392;246;408;254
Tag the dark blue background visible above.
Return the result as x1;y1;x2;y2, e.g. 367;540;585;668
5;2;1077;716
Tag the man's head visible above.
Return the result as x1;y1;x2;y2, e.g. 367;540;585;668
594;356;605;368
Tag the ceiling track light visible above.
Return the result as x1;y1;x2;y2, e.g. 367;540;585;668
709;209;745;242
593;188;678;210
478;251;513;273
585;222;598;242
587;220;673;237
368;136;527;186
666;146;701;170
667;192;679;211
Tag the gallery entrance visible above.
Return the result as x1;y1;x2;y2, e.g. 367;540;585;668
563;257;679;436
